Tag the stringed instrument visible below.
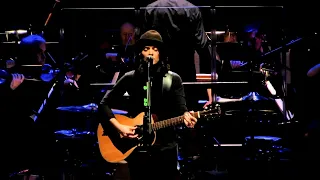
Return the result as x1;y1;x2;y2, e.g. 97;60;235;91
97;105;220;163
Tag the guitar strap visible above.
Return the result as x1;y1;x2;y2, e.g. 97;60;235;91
162;71;173;93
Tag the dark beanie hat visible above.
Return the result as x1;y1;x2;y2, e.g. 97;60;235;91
136;30;163;52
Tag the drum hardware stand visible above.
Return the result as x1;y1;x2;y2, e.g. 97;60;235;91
243;7;289;161
205;6;229;175
280;7;289;124
84;103;98;132
244;30;280;160
209;137;229;175
210;7;218;104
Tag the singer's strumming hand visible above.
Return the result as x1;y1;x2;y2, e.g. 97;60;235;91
117;124;138;138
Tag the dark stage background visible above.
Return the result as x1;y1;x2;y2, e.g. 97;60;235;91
0;0;318;33
0;1;319;179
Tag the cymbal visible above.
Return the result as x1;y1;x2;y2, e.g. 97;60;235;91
57;103;98;113
111;109;128;115
216;97;242;103
54;129;94;139
56;103;128;114
225;109;276;115
206;31;227;35
241;92;269;101
5;29;28;34
198;97;242;105
55;129;93;136
5;29;28;35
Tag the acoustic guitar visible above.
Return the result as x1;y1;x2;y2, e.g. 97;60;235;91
97;105;220;163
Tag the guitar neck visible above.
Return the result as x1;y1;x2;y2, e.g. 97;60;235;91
152;111;201;131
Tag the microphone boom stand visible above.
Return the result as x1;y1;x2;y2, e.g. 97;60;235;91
142;58;153;150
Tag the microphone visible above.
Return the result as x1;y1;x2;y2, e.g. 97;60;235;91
146;56;153;70
146;56;153;64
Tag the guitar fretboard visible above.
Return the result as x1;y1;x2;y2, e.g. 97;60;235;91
152;115;185;130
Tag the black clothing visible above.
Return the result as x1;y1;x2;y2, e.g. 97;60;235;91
143;0;212;82
143;0;213;110
300;65;320;178
1;83;36;177
0;71;60;178
99;65;186;179
305;63;320;121
114;145;179;180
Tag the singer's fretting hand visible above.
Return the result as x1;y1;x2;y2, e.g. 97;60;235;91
184;111;197;128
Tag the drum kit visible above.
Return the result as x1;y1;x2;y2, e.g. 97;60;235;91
53;102;129;178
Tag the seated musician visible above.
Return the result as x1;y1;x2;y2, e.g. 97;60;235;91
222;25;264;72
98;30;197;180
62;62;85;105
64;62;79;88
102;22;137;80
0;35;58;179
117;22;137;74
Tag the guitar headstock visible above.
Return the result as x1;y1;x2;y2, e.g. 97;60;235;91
201;104;221;119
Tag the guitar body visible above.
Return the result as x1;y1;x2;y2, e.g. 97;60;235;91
97;112;156;163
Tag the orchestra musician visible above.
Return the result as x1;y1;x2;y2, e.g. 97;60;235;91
98;30;197;180
115;22;137;78
0;35;59;179
88;22;138;85
224;24;264;72
61;62;84;106
0;35;43;178
118;22;136;60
